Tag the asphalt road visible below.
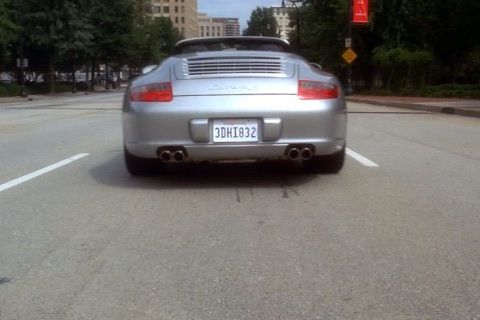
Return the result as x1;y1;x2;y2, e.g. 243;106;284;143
0;93;479;320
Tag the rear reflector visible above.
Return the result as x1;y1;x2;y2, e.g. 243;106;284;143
129;82;173;102
298;80;338;100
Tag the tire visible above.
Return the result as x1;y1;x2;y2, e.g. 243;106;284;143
303;146;345;174
124;147;159;176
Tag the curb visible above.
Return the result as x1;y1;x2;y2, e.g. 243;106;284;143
347;98;480;119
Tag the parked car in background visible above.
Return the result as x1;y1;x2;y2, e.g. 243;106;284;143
122;36;347;175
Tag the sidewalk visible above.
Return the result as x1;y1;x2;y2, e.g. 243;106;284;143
347;95;480;119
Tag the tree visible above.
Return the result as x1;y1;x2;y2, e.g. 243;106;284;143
83;0;134;90
243;7;279;37
57;0;94;91
127;10;182;72
19;0;68;92
0;0;18;72
299;0;347;70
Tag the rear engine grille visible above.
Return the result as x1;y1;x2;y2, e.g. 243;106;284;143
183;56;288;77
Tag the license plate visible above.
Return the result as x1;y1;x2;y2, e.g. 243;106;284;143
212;119;258;143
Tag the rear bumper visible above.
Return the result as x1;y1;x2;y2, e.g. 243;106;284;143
124;139;345;161
123;94;346;160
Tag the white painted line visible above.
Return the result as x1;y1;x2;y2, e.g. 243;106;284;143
346;148;379;167
0;153;89;193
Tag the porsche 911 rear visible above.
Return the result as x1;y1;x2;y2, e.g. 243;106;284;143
123;38;346;175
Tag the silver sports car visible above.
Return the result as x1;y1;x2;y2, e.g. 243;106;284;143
123;37;346;175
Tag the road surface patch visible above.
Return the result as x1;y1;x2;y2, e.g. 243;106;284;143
346;148;379;167
0;153;89;193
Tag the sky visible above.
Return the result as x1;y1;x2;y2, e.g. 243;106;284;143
198;0;281;31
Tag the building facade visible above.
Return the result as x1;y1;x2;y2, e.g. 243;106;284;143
150;0;198;38
198;13;224;38
270;5;293;40
212;18;240;36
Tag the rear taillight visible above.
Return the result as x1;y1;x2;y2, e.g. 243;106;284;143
129;82;173;102
298;80;338;100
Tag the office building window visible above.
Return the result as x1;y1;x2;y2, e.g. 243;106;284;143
181;16;184;24
163;6;169;13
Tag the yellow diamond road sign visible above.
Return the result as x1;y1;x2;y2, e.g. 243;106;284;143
342;48;357;64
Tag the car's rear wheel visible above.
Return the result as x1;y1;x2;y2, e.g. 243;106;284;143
303;146;345;174
124;147;160;176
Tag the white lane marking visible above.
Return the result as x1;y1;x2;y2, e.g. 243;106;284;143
0;153;89;193
346;148;379;167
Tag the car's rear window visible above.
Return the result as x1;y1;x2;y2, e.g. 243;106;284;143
175;38;290;54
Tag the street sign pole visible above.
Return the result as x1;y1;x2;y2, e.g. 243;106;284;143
346;0;353;95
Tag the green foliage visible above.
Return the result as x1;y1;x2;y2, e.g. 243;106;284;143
57;0;94;70
0;0;182;92
372;47;433;89
15;0;96;92
0;82;21;96
2;0;479;95
299;0;346;69
127;15;182;70
0;0;18;70
23;82;74;94
243;7;279;37
419;84;480;98
298;0;480;91
85;0;135;61
465;47;480;84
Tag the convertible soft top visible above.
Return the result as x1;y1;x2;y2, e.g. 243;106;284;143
174;36;291;54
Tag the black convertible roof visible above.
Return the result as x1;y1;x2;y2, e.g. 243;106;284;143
174;36;291;54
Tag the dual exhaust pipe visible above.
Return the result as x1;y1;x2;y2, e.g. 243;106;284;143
159;146;311;163
159;149;186;163
287;146;313;161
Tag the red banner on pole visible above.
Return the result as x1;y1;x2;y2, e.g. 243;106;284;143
353;0;369;24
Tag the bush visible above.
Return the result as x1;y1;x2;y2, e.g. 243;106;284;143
24;82;76;94
372;46;433;90
419;84;480;99
0;83;21;97
362;84;480;99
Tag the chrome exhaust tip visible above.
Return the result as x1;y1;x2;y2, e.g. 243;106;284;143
172;150;185;163
300;147;313;160
159;150;172;163
287;148;300;160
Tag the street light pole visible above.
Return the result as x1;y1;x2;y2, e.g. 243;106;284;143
346;0;353;95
